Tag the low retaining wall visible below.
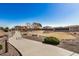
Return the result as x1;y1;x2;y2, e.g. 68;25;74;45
0;36;8;54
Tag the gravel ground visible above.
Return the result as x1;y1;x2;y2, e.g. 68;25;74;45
0;42;22;56
58;39;79;53
9;31;75;56
22;33;79;54
58;32;79;54
22;34;45;42
21;32;79;54
0;31;21;56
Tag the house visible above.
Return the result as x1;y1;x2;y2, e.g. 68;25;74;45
69;25;79;32
54;27;69;32
15;26;28;32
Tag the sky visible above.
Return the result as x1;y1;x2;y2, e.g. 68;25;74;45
0;3;79;28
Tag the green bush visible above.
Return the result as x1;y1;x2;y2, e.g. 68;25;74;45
43;37;60;45
0;45;2;50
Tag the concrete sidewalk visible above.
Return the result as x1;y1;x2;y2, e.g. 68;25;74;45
8;31;79;56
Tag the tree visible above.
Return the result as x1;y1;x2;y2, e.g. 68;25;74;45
32;22;42;29
3;27;9;32
0;27;4;30
26;23;32;29
43;26;52;29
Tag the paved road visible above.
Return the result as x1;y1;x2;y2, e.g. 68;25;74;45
8;31;79;56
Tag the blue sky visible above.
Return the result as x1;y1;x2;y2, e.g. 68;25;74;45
0;3;79;27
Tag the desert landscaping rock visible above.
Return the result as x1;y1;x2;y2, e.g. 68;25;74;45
0;42;21;56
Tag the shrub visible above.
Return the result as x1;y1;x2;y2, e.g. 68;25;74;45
0;45;2;50
43;37;60;45
3;27;9;32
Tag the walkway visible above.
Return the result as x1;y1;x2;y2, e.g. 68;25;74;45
8;31;79;56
